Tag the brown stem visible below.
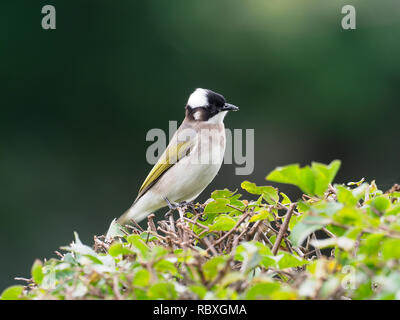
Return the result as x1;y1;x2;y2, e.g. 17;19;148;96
272;203;295;255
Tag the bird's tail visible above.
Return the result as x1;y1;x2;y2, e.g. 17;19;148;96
116;209;131;226
116;201;153;226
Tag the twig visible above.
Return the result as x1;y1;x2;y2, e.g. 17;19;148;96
311;233;322;258
14;277;32;283
182;217;210;231
247;220;262;239
54;251;64;258
322;227;336;238
258;231;274;248
129;219;144;232
206;211;251;252
272;204;295;255
203;236;218;256
147;214;157;233
157;227;179;239
112;276;123;300
226;204;246;213
167;211;176;233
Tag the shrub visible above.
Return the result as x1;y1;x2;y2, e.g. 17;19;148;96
2;160;400;300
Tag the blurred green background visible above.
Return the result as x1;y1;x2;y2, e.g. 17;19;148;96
1;0;399;289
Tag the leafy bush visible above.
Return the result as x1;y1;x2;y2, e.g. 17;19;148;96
2;160;400;300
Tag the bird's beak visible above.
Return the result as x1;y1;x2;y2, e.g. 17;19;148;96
221;103;239;111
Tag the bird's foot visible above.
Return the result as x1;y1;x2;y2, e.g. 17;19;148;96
163;197;178;210
163;197;192;210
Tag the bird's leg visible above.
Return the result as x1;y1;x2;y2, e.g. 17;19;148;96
164;197;178;210
164;197;197;219
164;197;193;210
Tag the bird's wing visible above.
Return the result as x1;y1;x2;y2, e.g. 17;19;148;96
134;136;194;202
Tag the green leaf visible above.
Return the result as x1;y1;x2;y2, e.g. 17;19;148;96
275;252;308;269
289;216;330;247
266;160;341;197
371;196;391;213
203;256;227;281
31;259;44;285
336;185;358;206
311;160;341;196
249;209;270;222
108;243;134;257
133;268;151;287
189;285;207;299
245;282;281;300
151;246;169;259
288;214;302;232
332;207;363;226
140;232;158;242
204;198;230;214
280;192;291;205
209;214;236;231
359;233;385;256
0;286;24;300
211;189;236;199
382;239;400;260
385;204;400;216
105;218;127;239
147;282;177;300
220;272;245;287
236;242;262;272
127;234;150;257
154;259;178;275
241;181;279;204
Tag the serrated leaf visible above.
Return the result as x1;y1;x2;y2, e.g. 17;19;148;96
209;214;236;231
204;198;230;214
249;209;270;222
266;160;341;197
211;189;236;199
241;181;279;204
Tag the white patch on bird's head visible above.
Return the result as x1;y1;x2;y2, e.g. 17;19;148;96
187;88;209;108
207;111;227;124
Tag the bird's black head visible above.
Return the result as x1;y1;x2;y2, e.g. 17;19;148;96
185;88;239;123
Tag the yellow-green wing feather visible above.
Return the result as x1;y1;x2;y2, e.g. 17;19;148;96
135;140;192;201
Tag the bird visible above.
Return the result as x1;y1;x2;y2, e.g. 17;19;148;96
117;88;239;225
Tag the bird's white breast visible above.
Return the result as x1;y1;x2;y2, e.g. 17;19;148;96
154;124;226;203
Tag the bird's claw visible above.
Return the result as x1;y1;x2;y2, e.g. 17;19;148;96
163;197;192;210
